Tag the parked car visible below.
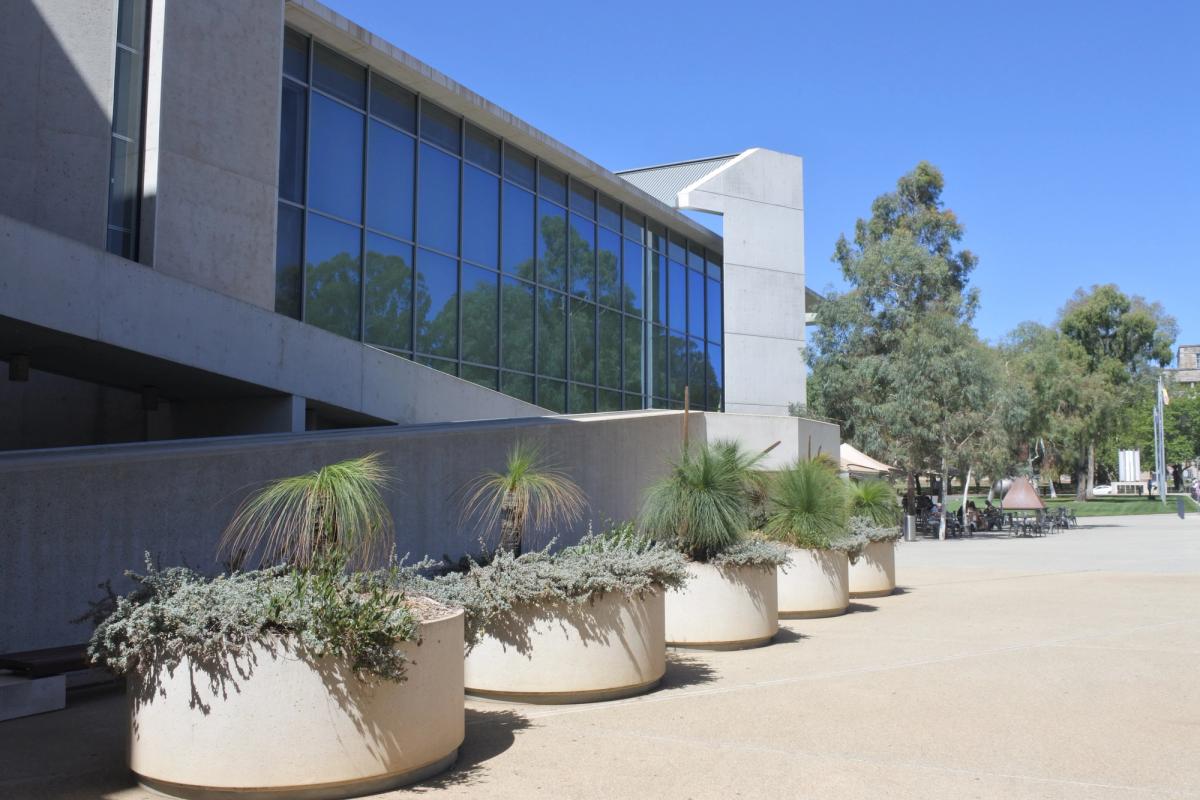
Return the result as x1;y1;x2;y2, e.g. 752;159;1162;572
1092;484;1115;496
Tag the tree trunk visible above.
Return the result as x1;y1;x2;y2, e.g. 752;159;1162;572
962;466;973;533
496;493;523;556
1085;442;1096;501
938;455;948;541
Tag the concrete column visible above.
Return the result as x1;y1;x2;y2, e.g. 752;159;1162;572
678;149;806;416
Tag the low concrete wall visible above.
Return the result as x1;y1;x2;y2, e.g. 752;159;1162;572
0;410;837;651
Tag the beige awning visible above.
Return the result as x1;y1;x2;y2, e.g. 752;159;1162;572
840;443;896;475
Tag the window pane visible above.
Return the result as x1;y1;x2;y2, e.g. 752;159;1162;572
599;307;621;388
462;264;498;365
537;199;566;291
570;298;595;384
309;94;363;222
275;203;303;319
465;123;500;172
415;248;458;358
501;371;534;403
462;165;499;268
688;337;707;410
668;230;687;263
688;242;705;270
706;253;722;280
623;392;643;411
668;260;686;332
117;0;147;48
651;325;668;399
707;277;722;342
503;144;535;190
305;213;361;339
419;99;460;154
623;240;644;316
419;356;457;376
650;252;666;325
647;219;666;253
538;378;566;413
501;277;534;372
370;74;416;133
569;178;595;218
624;316;643;393
364;233;413;350
501;182;535;280
279;80;306;204
568;213;595;300
366;120;414;239
599;389;621;412
113;49;144;140
688;268;705;337
707;343;723;411
107;137;139;231
569;384;595;414
417;143;458;254
539;162;567;205
462;364;497;390
106;228;132;258
597;227;621;308
623;208;644;242
537;289;566;378
598;193;620;231
669;332;688;402
313;43;365;108
283;28;308;82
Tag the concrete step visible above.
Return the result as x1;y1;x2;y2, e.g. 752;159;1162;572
0;672;66;722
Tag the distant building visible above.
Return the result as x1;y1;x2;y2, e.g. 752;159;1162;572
1169;345;1200;387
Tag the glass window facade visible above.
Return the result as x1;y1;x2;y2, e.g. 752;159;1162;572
106;0;149;259
274;29;724;411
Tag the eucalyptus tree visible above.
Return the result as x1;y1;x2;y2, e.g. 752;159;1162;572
808;162;992;530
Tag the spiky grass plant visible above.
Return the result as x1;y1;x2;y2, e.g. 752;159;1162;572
764;458;849;551
639;440;763;561
219;453;394;570
847;479;900;526
459;441;587;557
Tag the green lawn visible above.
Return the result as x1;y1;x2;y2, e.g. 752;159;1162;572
944;494;1198;517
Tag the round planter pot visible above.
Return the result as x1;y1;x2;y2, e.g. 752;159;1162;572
129;609;465;800
665;561;778;650
464;591;665;704
849;540;897;598
778;547;849;619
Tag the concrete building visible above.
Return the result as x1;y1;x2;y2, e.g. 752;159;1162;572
1169;344;1200;387
0;0;833;652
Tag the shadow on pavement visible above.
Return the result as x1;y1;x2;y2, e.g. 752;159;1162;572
412;708;533;791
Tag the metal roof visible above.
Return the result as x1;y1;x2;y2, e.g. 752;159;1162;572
615;154;741;207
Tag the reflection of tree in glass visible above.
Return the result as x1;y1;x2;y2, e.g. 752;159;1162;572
537;210;567;289
364;249;414;350
421;284;457;359
500;280;534;372
306;250;360;339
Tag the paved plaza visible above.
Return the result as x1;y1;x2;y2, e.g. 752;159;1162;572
3;514;1197;799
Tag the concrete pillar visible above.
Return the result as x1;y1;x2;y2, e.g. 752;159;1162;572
678;149;806;416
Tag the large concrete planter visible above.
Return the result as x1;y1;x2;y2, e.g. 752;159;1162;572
778;547;849;618
129;609;465;800
464;591;665;703
665;562;778;649
848;540;897;598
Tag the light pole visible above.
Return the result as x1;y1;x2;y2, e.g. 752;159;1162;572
1154;374;1168;504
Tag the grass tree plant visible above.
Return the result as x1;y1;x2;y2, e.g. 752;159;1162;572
847;479;901;527
460;441;587;557
764;458;850;551
219;452;394;570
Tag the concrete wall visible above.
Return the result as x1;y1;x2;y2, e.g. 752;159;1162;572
0;410;838;651
0;0;114;250
678;149;806;416
0;213;543;427
0;369;147;450
142;0;281;308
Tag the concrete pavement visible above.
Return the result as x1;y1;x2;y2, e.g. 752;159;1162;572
2;514;1197;799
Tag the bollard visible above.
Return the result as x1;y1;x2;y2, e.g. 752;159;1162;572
1178;498;1186;519
903;515;918;542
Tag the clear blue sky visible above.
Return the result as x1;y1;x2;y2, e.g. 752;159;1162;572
327;0;1199;357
